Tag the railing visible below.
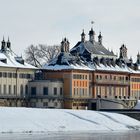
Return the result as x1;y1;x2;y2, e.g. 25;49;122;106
29;94;63;99
0;94;26;99
95;79;130;85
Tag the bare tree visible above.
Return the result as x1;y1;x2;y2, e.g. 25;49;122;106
25;44;60;67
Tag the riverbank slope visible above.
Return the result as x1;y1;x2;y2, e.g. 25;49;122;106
0;107;140;133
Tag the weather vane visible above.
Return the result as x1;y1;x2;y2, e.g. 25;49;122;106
91;21;94;28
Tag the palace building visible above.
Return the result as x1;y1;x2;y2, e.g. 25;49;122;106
37;28;140;110
0;37;37;106
1;28;139;110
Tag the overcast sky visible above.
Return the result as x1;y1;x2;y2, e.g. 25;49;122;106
0;0;139;61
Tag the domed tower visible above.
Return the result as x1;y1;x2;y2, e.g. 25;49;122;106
7;37;11;49
61;38;70;53
1;37;6;52
89;28;95;44
137;52;140;64
81;29;86;42
98;32;102;45
119;44;127;59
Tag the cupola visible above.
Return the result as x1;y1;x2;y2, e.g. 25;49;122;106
98;32;102;45
81;29;86;42
7;37;11;49
61;38;70;53
119;44;127;59
89;28;95;43
1;37;6;51
137;52;140;64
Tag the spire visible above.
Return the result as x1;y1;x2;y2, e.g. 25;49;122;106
81;29;85;42
1;36;6;51
98;32;102;45
7;37;11;49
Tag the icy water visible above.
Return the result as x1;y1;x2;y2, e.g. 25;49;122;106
0;131;140;140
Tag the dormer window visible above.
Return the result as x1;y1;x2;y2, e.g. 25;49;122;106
15;57;24;65
0;58;7;64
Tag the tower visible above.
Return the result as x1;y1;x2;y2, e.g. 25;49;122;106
1;37;6;51
7;37;11;49
98;32;102;45
119;44;127;59
89;28;95;43
81;29;85;42
61;38;70;53
137;52;140;64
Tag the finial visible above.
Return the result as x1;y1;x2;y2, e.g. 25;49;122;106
91;21;94;27
8;36;10;42
81;29;85;35
2;36;5;42
98;31;102;37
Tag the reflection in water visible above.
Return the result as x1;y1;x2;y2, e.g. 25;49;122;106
0;131;140;140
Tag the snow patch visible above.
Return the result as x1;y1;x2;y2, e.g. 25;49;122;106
0;107;140;133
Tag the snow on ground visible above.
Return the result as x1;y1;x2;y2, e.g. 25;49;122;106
0;107;140;133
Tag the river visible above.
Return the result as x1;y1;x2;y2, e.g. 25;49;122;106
0;131;140;140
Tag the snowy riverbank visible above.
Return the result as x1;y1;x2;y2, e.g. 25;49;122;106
0;107;140;133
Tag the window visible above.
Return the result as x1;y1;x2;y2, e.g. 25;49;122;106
31;87;36;96
9;85;11;95
13;73;17;78
3;85;6;94
14;85;16;95
19;74;23;78
25;85;28;95
20;85;23;96
54;102;57;106
105;75;107;79
0;85;1;94
27;74;31;79
96;75;98;79
8;73;12;78
100;75;102;80
43;87;48;95
60;87;63;95
54;87;57;95
43;102;48;107
89;74;91;80
74;88;76;95
3;72;7;77
126;77;129;81
0;72;2;77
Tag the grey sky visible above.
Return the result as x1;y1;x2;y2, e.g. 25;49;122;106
0;0;140;60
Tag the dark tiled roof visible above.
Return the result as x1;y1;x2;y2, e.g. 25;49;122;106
71;40;116;56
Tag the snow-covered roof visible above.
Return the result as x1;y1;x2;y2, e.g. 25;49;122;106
42;35;140;74
43;50;139;73
0;48;37;69
95;64;130;73
43;64;94;71
43;52;94;71
71;40;116;57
